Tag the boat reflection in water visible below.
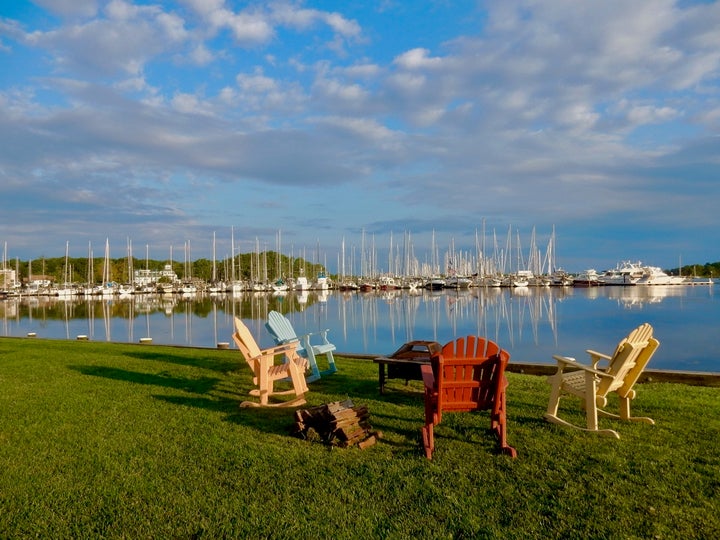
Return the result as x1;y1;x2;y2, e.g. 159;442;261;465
0;282;716;373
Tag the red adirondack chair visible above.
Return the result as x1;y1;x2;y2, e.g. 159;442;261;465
421;336;517;459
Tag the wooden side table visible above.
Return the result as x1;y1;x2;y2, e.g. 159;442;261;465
373;340;441;394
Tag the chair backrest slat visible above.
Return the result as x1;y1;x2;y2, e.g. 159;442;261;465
433;336;508;413
233;317;262;359
266;311;298;343
598;323;655;397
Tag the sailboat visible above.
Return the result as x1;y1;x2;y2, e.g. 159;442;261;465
100;238;115;296
208;232;226;294
55;241;75;298
227;227;245;295
180;240;197;294
271;230;288;292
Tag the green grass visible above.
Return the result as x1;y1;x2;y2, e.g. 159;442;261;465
1;337;719;539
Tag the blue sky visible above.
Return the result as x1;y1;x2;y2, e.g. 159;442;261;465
1;0;719;274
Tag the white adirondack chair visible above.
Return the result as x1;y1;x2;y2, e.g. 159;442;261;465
544;323;660;438
265;310;337;383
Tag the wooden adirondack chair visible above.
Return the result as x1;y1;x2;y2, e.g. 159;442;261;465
421;336;517;459
231;317;309;408
544;322;660;438
265;310;337;383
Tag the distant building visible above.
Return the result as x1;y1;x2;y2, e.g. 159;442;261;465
133;264;178;286
26;275;53;288
1;268;17;289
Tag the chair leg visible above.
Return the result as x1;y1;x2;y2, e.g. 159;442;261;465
584;371;600;431
421;423;434;459
304;349;322;383
287;358;309;398
422;390;437;459
614;397;655;425
494;393;517;457
321;350;338;376
545;375;563;419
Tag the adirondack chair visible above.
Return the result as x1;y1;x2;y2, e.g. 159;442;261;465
265;310;337;383
231;317;309;408
421;336;517;459
544;322;660;438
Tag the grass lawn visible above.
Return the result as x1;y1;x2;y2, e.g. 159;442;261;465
1;337;719;539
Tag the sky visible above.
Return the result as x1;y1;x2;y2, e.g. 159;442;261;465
1;0;719;275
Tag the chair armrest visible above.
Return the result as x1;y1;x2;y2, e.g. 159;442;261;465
299;329;332;345
552;355;613;379
585;349;612;368
257;342;299;358
420;364;435;390
275;337;299;345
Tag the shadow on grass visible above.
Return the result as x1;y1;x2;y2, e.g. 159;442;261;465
121;350;237;373
153;394;240;415
71;363;297;436
223;405;306;436
70;364;221;394
311;371;379;396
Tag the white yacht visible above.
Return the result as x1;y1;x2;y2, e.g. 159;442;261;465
636;266;686;285
600;261;644;285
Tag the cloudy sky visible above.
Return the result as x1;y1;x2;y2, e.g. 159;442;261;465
1;0;719;274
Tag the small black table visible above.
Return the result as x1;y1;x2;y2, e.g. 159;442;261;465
373;340;441;394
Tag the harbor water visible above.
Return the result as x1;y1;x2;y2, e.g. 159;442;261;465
1;284;717;373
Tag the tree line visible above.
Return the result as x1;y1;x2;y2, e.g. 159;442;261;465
668;262;719;278
6;251;324;285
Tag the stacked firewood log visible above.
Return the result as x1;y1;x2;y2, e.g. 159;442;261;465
292;399;380;449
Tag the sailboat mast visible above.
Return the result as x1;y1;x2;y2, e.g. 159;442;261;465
212;231;217;282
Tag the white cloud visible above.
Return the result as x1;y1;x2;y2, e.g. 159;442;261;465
313;78;367;104
232;69;306;114
105;0;138;21
223;11;274;44
180;0;225;19
270;3;361;38
412;107;445;127
182;1;361;48
236;71;277;93
311;116;403;155
700;107;720;127
20;3;190;78
157;12;189;42
316;116;396;140
626;105;678;125
387;72;427;93
322;12;361;38
394;48;443;70
171;92;203;114
189;43;214;65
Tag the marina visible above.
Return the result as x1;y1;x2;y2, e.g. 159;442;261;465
1;283;717;374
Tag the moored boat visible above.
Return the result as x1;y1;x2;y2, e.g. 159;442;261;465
573;269;600;287
425;277;446;290
377;275;398;290
599;261;644;285
444;276;472;289
636;266;686;286
512;270;533;288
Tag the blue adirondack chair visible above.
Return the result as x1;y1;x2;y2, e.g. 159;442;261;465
266;310;337;383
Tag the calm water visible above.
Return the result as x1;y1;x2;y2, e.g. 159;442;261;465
1;284;718;372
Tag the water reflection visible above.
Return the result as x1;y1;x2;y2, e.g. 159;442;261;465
1;284;717;372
